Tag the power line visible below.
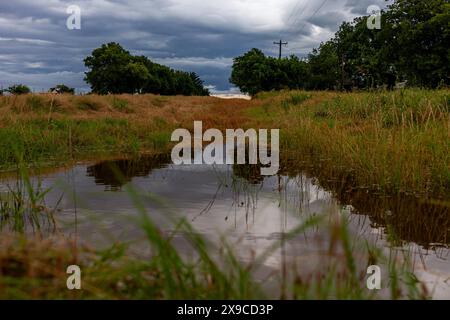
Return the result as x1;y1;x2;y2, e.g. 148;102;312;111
277;0;307;57
288;0;310;31
279;0;306;48
288;0;330;53
298;0;329;32
285;0;306;28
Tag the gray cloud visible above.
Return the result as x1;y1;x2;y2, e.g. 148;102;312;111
0;0;392;93
345;0;393;15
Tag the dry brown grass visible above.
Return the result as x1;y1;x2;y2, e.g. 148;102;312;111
0;93;258;130
0;234;82;298
0;234;78;277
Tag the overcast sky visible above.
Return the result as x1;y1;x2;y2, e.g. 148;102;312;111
0;0;392;93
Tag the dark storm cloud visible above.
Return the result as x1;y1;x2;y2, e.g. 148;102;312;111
345;0;393;15
0;0;392;93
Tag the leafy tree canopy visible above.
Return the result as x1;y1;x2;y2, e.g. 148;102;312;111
230;0;449;94
230;49;309;96
84;42;209;96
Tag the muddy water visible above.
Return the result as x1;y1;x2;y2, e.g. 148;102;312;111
1;154;449;299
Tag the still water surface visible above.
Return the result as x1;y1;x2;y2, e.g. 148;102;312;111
1;154;449;298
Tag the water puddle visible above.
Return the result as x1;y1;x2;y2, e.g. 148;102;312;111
1;153;449;298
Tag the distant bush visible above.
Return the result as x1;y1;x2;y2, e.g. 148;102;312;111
7;84;31;95
49;84;75;95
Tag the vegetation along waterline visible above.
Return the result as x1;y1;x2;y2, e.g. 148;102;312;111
1;89;447;299
0;89;448;199
0;93;255;168
250;89;450;198
0;163;429;300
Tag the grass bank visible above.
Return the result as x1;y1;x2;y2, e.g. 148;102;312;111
2;89;447;197
249;89;450;198
1;90;448;198
0;93;254;170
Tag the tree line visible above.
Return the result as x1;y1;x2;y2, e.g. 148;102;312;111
2;43;210;96
84;42;210;96
1;84;80;95
230;0;449;95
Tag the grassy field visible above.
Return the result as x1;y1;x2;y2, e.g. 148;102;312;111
0;89;448;197
249;89;450;198
0;93;253;169
0;89;448;299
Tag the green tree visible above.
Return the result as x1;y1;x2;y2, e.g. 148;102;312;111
230;49;274;96
280;55;310;90
85;43;209;96
7;84;31;95
324;0;449;89
189;72;210;96
230;49;312;94
84;42;148;94
124;60;151;94
231;1;449;93
383;0;450;87
307;41;339;90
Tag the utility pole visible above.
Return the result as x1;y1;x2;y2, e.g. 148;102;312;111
273;40;288;59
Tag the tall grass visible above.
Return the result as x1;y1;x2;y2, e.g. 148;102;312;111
0;93;255;170
251;89;450;197
0;118;174;169
0;165;57;234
